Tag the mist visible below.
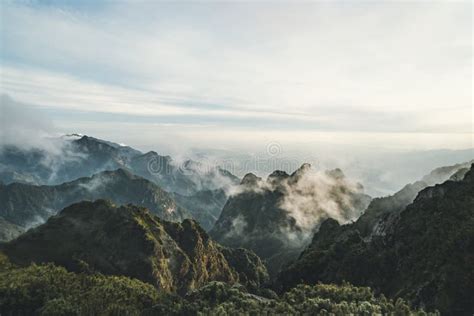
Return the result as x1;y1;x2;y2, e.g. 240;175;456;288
219;164;371;250
0;94;61;152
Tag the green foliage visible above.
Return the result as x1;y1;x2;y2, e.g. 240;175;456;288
279;166;474;314
0;258;434;315
148;281;433;315
0;262;159;315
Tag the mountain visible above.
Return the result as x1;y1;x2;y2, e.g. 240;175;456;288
172;189;227;231
0;134;241;231
0;135;239;196
129;151;239;196
278;164;474;314
354;159;473;238
0;135;238;195
1;200;268;294
0;169;190;232
210;164;371;274
0;136;133;186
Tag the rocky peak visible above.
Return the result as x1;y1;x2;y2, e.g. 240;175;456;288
415;164;473;202
290;163;312;178
240;173;262;186
325;168;345;180
1;200;268;294
211;164;371;275
267;170;290;186
278;164;474;314
464;163;474;181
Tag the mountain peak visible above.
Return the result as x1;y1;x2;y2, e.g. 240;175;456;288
278;163;474;314
1;200;267;294
267;170;290;181
326;168;345;179
290;163;312;178
240;173;262;186
464;163;474;181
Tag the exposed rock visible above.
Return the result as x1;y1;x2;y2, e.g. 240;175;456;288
211;164;371;275
1;200;267;294
278;164;474;314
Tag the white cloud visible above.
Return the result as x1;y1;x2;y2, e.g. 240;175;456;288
0;94;57;149
0;1;472;149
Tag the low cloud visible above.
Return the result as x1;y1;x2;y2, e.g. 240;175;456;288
0;94;90;184
0;94;59;151
278;168;368;232
77;174;111;192
224;164;371;249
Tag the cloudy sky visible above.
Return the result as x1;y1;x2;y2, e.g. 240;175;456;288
0;0;472;154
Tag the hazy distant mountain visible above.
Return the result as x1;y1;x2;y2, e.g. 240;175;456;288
210;163;371;274
0;169;190;231
355;159;473;238
188;147;474;197
278;164;474;314
2;200;268;294
0;135;239;231
347;148;474;196
172;189;227;231
129;150;239;195
0;135;134;186
0;135;239;196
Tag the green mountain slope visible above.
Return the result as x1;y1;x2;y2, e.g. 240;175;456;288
1;200;267;294
278;164;474;314
210;164;371;274
0;135;239;196
0;169;189;231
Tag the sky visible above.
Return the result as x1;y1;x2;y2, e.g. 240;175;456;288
0;0;472;156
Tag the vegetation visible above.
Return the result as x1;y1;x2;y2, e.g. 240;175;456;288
0;253;432;315
1;200;270;295
0;254;158;315
278;165;474;314
210;164;371;276
2;164;472;315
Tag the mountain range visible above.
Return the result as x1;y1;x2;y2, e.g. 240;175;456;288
210;163;372;274
0;135;239;194
0;135;237;234
0;134;473;314
0;169;189;238
1;200;268;295
277;163;474;314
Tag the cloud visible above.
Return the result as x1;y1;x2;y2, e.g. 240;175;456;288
0;95;92;184
77;173;110;193
224;164;371;248
0;94;60;151
224;215;247;240
0;1;471;144
278;168;368;233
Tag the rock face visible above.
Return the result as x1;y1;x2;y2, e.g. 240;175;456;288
0;169;190;230
354;159;474;239
1;200;268;294
278;164;474;314
0;135;238;232
210;164;371;274
219;247;270;292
